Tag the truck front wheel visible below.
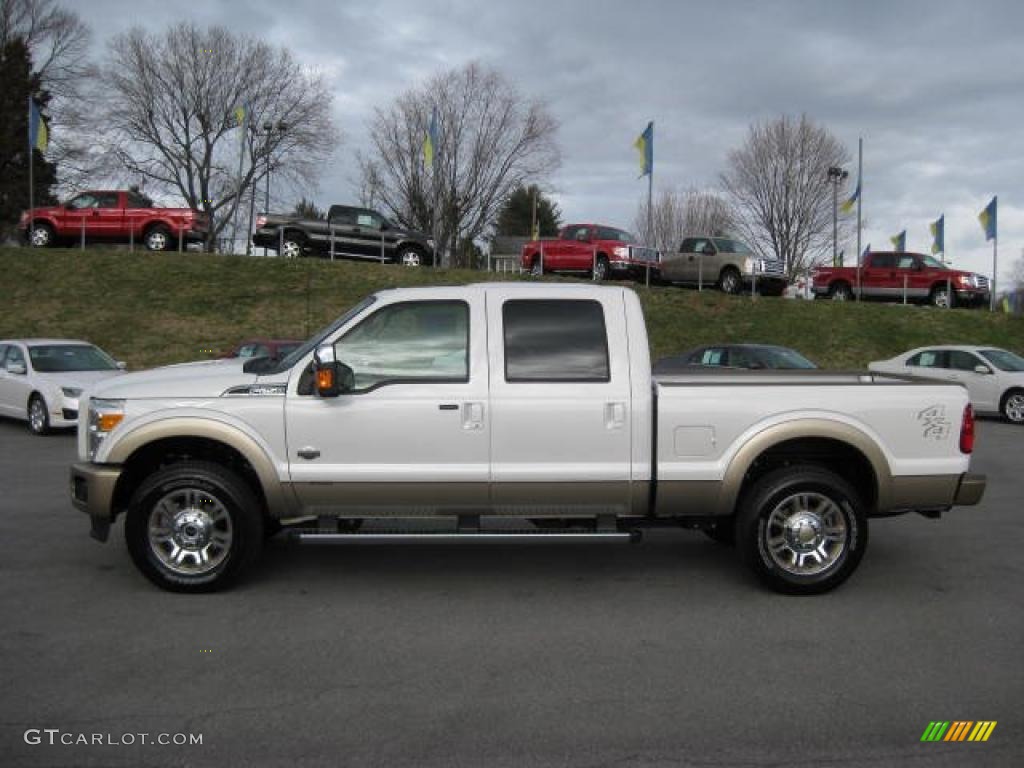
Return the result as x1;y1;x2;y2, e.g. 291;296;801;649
125;461;264;592
736;466;867;595
829;282;852;301
719;267;741;294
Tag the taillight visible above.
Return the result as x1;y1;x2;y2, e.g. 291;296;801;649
959;404;975;454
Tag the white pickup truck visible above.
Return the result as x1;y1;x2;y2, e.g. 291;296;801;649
70;283;985;594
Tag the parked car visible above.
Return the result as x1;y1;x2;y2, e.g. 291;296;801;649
812;252;990;308
658;237;787;295
0;339;126;434
520;224;659;281
869;346;1024;423
220;339;304;362
18;190;209;251
253;205;435;266
71;283;984;595
654;344;817;374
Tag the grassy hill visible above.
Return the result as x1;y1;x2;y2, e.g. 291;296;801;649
1;247;1022;370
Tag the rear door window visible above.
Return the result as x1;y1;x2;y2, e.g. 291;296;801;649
948;350;983;371
907;350;945;368
870;254;896;268
503;300;609;382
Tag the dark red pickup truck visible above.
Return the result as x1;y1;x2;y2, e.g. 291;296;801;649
812;251;990;308
520;223;659;281
19;190;209;251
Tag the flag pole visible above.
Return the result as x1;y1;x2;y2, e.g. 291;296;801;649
28;96;34;248
991;232;997;312
855;137;862;301
646;121;654;249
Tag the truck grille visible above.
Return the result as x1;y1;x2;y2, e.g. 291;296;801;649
975;275;989;290
759;260;785;276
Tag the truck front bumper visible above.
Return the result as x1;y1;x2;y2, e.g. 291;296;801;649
70;462;122;542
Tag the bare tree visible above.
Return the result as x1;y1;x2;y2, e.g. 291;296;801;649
721;114;852;278
0;0;95;191
98;22;338;250
358;62;560;267
633;187;736;254
1010;249;1024;293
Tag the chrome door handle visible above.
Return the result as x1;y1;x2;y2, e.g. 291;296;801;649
297;447;320;460
605;402;626;430
462;402;484;430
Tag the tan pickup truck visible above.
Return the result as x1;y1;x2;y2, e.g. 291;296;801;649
659;237;788;295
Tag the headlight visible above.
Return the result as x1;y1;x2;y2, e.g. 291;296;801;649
612;246;629;258
427;238;436;250
87;398;125;461
957;274;972;286
61;387;82;398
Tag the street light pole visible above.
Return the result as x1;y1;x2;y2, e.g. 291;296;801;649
827;166;848;267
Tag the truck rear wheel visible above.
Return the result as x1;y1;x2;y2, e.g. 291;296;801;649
125;461;264;592
29;222;55;247
736;465;867;594
829;282;852;301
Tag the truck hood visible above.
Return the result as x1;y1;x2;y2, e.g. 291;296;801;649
88;359;256;399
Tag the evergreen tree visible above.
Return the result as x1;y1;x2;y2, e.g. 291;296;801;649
493;184;562;239
293;197;326;220
0;38;58;240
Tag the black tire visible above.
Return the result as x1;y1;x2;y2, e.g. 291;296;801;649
829;282;852;301
736;465;868;595
395;246;426;267
592;255;609;282
28;221;56;248
27;394;50;435
144;226;172;252
1001;388;1024;424
703;519;735;546
719;267;741;294
125;461;264;592
930;285;954;309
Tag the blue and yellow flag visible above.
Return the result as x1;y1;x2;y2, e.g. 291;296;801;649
28;98;48;152
978;196;997;241
890;230;906;251
840;178;860;214
930;215;944;254
634;121;653;178
423;108;439;170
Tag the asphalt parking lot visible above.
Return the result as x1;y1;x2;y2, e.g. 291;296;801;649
1;417;1022;768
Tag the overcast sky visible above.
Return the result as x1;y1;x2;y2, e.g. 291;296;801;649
81;0;1023;283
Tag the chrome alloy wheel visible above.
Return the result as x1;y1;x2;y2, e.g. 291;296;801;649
29;398;47;432
281;239;302;259
399;250;422;267
1005;393;1024;423
147;488;234;575
30;226;52;246
761;492;848;576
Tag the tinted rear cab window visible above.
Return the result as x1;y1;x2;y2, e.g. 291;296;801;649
503;300;610;382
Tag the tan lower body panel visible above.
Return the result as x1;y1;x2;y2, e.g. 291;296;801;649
654;480;723;517
887;475;960;510
286;481;635;518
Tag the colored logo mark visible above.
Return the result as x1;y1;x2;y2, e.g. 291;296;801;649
921;721;996;742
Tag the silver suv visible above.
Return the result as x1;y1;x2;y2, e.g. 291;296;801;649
659;237;787;295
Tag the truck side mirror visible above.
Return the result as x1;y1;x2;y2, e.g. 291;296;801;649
974;365;992;375
313;344;353;397
6;361;26;375
116;361;127;370
702;245;715;256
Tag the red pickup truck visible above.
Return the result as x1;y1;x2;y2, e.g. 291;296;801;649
19;190;209;251
520;223;659;281
812;251;990;308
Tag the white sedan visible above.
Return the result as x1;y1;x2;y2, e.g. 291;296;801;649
0;339;126;434
869;345;1024;423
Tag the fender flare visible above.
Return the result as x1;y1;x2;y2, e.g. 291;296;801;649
105;415;294;517
718;418;893;514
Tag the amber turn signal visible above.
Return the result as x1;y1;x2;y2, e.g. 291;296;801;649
316;369;335;390
97;413;124;432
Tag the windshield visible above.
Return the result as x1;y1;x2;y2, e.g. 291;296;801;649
758;347;817;369
979;348;1024;372
245;296;377;374
29;344;117;372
